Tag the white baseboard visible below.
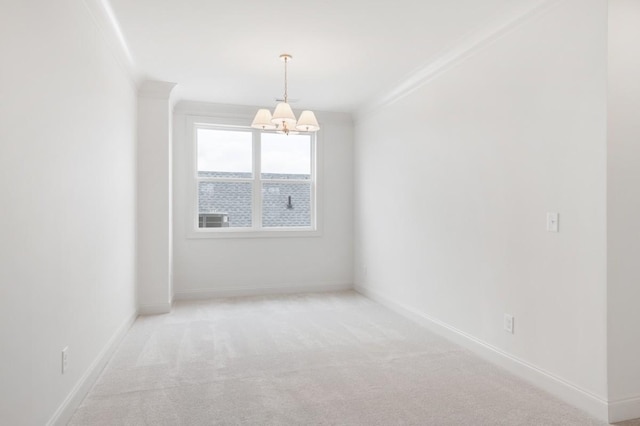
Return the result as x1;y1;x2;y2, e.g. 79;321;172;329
609;395;640;423
47;312;138;426
174;282;353;300
138;302;172;315
354;285;610;423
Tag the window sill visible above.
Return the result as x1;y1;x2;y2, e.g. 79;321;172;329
186;228;322;239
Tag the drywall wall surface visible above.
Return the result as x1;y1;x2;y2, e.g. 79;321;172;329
172;102;354;296
137;81;176;313
355;0;607;403
607;0;640;413
0;1;137;424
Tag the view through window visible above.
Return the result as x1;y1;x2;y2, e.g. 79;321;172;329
196;126;314;231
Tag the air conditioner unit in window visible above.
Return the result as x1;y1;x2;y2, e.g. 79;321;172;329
198;213;229;228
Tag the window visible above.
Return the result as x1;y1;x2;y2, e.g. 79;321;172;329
190;118;318;237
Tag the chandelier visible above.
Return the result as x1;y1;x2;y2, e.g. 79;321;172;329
251;54;320;135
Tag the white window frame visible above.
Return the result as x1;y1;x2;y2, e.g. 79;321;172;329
186;115;322;239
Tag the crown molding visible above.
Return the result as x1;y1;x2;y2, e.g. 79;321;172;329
139;80;178;100
174;100;353;125
355;0;563;121
80;0;141;88
174;101;261;118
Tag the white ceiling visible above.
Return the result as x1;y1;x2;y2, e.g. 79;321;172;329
108;0;528;112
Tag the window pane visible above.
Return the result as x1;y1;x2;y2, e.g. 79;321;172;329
198;181;252;228
197;128;252;178
262;183;311;228
261;133;311;180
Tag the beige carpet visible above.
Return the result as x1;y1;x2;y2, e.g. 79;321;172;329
70;291;609;425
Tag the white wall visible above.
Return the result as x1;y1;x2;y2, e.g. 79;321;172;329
355;0;608;416
172;102;353;297
607;0;640;420
0;1;137;424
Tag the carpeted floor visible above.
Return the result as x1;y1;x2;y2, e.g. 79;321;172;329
70;291;611;425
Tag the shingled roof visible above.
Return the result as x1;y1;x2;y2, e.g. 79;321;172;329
198;171;311;228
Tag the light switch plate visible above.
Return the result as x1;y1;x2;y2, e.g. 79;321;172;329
547;212;559;232
504;314;514;334
62;347;68;374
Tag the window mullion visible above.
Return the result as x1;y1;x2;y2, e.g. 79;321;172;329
259;179;310;184
252;130;262;229
197;178;254;183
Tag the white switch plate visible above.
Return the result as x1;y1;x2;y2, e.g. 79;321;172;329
504;314;514;334
547;212;559;232
62;347;68;374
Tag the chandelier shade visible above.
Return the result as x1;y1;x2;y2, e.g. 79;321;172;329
251;109;276;130
251;54;320;135
271;102;297;126
295;110;320;132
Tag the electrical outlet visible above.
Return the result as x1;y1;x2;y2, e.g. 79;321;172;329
62;347;68;374
547;212;559;232
362;266;368;279
504;314;514;334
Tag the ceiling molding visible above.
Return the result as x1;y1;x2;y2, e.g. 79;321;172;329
139;81;178;100
80;0;141;88
174;101;353;125
174;101;262;118
355;0;563;121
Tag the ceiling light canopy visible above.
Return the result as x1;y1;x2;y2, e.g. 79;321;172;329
251;54;320;135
